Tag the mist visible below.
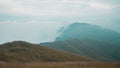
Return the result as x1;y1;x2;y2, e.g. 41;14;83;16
0;0;120;43
0;21;64;43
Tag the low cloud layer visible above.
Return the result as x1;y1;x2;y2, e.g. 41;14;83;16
0;21;64;43
0;0;120;43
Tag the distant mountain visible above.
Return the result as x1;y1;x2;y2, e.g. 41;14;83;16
41;23;120;61
42;39;120;61
56;23;120;45
0;41;91;62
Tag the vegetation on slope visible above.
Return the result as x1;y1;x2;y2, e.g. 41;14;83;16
42;23;120;61
42;39;120;61
0;61;120;68
0;41;91;62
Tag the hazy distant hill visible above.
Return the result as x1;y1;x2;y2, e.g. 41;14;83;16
56;23;120;45
42;23;120;61
42;39;120;61
0;41;91;62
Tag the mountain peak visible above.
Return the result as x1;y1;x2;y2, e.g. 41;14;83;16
56;22;120;44
1;41;34;48
69;23;90;27
4;41;27;43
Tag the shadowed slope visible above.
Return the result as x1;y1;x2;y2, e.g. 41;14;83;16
42;23;120;62
42;39;120;61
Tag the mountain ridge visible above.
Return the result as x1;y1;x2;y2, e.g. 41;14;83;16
56;23;120;44
42;22;120;62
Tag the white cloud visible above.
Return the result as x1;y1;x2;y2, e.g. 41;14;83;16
0;0;115;16
89;2;114;10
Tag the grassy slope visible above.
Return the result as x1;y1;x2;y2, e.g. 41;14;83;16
41;39;120;61
0;41;91;62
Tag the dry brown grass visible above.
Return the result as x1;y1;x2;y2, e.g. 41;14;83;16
0;41;91;62
0;61;120;68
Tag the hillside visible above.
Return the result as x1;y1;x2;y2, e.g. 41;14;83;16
42;39;120;61
56;23;120;45
41;23;120;62
0;41;91;62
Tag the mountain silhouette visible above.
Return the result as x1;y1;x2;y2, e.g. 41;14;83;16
42;23;120;61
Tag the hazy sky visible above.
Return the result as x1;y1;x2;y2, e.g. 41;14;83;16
0;0;120;43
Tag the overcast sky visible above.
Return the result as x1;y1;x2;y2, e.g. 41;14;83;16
0;0;120;43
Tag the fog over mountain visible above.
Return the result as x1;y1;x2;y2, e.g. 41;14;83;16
0;0;120;43
56;23;120;44
42;23;120;61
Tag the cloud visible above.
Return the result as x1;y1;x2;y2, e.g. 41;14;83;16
0;0;118;23
0;0;120;43
89;2;114;10
0;21;64;43
95;0;120;5
0;0;116;16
